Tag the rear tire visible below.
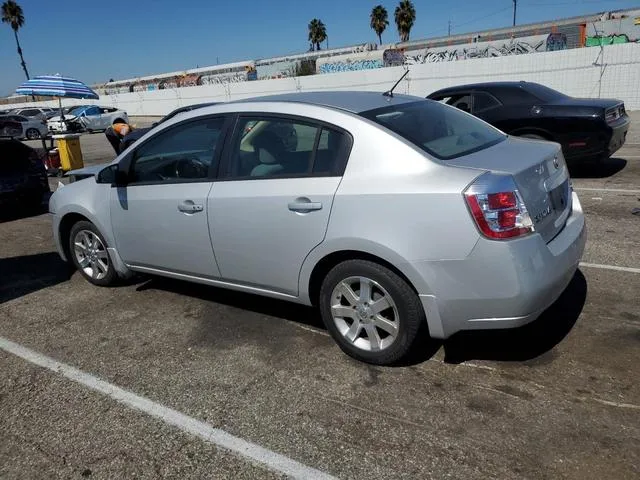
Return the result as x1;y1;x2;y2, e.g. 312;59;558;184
68;221;118;287
26;128;41;140
319;260;426;365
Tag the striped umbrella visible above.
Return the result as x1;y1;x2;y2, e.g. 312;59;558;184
16;74;99;119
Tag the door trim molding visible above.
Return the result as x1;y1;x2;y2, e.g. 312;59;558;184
128;264;302;302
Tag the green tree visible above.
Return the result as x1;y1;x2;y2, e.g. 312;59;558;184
308;18;327;51
2;0;30;79
394;0;416;42
370;5;389;45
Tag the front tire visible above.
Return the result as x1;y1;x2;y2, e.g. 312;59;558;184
319;260;426;365
68;221;117;286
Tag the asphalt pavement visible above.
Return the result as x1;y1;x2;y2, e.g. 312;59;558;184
1;114;638;479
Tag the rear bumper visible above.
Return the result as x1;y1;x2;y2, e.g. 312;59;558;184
415;192;586;339
605;118;629;157
562;118;629;160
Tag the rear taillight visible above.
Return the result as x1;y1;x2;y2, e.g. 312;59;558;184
605;104;626;124
464;176;534;240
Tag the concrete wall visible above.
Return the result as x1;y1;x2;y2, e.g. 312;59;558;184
4;43;639;114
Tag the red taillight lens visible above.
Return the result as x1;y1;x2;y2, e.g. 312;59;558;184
487;192;516;210
465;189;534;240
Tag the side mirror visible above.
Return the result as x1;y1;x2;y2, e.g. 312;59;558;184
97;164;129;186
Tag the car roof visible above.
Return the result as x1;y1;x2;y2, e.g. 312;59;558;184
428;81;541;96
231;91;423;114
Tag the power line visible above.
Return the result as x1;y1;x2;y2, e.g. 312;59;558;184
453;6;513;30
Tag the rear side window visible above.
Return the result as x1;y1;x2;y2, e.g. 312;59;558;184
225;116;351;179
362;100;505;160
473;92;501;113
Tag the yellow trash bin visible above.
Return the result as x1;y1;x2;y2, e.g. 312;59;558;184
52;134;84;171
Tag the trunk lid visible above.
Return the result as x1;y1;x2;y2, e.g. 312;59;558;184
448;136;571;243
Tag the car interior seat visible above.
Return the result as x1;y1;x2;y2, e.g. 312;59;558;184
250;130;287;177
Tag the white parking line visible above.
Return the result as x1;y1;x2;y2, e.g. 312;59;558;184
579;262;640;274
573;187;640;194
0;336;336;480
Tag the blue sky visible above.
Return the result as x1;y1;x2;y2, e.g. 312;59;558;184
1;0;638;95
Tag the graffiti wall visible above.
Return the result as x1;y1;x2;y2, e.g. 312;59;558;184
395;34;559;65
317;50;384;74
585;15;640;46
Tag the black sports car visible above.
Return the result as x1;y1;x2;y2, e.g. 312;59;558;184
0;137;50;209
119;102;220;152
427;81;630;162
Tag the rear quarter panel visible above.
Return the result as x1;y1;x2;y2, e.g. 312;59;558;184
298;118;483;301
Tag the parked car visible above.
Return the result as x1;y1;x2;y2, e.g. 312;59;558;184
49;91;586;365
0;116;23;138
11;107;54;122
48;105;128;133
0;113;48;139
119;102;220;152
427;81;630;162
0;138;49;209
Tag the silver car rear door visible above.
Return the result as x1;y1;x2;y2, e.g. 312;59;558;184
208;115;352;296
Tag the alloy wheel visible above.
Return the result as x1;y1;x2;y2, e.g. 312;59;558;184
330;276;400;352
73;230;110;280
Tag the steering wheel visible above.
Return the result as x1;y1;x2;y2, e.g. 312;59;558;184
175;157;208;178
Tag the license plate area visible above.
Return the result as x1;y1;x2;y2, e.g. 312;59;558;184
549;180;570;212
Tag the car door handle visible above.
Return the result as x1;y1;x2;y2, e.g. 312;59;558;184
288;199;322;212
178;202;204;214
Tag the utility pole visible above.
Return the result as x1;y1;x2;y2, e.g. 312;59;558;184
448;20;452;36
512;0;517;27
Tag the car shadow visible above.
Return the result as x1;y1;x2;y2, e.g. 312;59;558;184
135;277;326;331
0;252;73;304
568;157;627;179
135;269;586;367
440;269;587;364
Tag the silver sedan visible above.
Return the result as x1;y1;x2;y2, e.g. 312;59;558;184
48;91;586;365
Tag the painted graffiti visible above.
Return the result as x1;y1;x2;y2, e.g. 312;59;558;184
383;49;405;67
585;34;634;46
394;33;566;65
318;59;383;74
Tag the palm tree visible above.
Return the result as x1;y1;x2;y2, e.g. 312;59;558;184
370;5;389;46
308;18;327;51
2;0;30;79
394;0;416;43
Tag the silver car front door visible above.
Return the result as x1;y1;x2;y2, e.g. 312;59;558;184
208;117;350;295
110;116;228;277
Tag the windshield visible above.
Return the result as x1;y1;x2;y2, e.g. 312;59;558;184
361;100;505;160
69;106;87;116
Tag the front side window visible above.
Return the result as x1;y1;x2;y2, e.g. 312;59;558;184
227;116;348;178
131;117;224;183
362;100;506;160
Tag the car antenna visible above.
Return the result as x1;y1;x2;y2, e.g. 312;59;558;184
383;70;409;98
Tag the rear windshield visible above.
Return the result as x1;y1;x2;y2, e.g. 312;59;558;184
523;83;567;102
361;100;505;160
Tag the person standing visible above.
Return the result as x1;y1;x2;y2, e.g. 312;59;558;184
104;121;134;154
